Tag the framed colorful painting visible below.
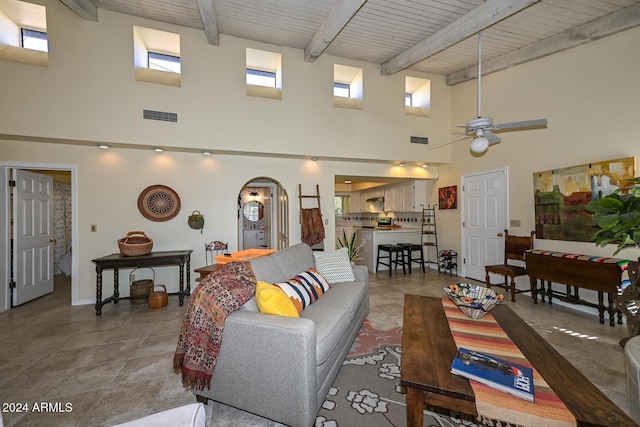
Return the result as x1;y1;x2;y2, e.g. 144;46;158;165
438;185;457;210
532;156;635;242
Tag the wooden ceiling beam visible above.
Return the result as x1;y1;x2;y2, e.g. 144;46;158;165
380;0;541;76
304;0;368;62
58;0;98;22
196;0;219;46
446;2;640;86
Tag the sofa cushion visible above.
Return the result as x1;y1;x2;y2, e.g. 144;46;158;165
250;254;284;283
300;296;352;365
322;280;368;321
255;281;299;318
313;248;356;283
274;269;331;313
271;243;316;279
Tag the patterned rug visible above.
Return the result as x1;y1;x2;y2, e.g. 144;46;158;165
316;320;479;427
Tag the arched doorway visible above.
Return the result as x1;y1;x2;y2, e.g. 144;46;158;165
238;177;289;250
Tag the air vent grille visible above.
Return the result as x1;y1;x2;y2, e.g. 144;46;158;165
143;109;177;123
410;136;429;145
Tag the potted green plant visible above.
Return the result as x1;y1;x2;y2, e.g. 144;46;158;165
586;176;640;346
337;229;363;264
586;176;640;254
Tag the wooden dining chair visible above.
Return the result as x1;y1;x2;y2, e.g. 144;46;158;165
485;230;535;302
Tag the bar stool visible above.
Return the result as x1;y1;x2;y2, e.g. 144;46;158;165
398;243;425;274
376;244;406;276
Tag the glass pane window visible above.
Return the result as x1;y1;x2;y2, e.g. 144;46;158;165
246;68;276;87
405;93;413;107
21;28;48;52
334;82;350;98
148;52;181;73
334;196;344;216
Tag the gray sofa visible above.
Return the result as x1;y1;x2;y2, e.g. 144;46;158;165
193;243;369;427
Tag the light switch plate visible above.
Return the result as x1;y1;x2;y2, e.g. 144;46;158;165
510;219;521;227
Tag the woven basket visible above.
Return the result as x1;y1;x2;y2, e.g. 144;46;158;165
130;267;154;305
118;231;153;256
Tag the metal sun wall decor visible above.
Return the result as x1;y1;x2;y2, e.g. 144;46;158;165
438;185;457;210
533;156;636;242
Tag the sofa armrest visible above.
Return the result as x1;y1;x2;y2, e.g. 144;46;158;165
196;310;319;425
352;265;369;283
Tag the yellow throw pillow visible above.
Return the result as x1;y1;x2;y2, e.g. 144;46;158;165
255;281;299;318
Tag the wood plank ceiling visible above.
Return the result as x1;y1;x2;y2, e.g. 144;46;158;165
59;0;640;84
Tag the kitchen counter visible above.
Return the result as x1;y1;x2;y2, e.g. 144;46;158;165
357;228;421;272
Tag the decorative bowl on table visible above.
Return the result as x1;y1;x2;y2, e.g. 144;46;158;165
444;283;504;319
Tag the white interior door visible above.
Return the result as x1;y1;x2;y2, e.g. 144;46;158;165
0;168;9;313
462;168;507;281
13;169;54;306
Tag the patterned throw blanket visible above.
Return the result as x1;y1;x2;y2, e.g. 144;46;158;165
173;261;256;390
301;207;325;246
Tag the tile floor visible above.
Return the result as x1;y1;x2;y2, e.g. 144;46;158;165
0;268;633;426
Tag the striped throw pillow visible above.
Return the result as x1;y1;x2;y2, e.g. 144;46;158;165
274;268;331;313
313;247;356;284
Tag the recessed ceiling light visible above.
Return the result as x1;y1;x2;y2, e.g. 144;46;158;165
311;156;319;161
202;151;212;156
97;144;110;149
398;162;405;167
153;147;164;152
344;180;352;184
422;164;428;168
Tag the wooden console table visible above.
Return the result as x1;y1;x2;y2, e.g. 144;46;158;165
92;250;192;316
401;295;635;426
525;250;626;326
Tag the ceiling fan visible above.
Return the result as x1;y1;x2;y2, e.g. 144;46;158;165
430;31;548;154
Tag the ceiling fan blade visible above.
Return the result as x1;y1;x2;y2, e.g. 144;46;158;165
427;133;469;150
493;118;548;131
484;131;501;145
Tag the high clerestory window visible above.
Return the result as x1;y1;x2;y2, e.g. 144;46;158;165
333;82;350;98
148;52;181;73
21;28;48;52
246;68;276;88
133;26;181;87
405;76;430;117
333;64;363;110
0;0;48;67
246;48;282;100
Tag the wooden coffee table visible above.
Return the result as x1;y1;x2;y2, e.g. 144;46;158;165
401;294;635;426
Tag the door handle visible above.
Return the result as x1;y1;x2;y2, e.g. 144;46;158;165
497;232;504;237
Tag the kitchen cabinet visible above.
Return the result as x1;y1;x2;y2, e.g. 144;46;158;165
348;192;361;213
384;186;404;212
361;189;384;213
383;181;428;212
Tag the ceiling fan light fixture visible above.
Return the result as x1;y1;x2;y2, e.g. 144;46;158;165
470;135;489;153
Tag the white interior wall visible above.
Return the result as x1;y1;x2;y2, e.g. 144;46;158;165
2;0;640;310
0;140;436;305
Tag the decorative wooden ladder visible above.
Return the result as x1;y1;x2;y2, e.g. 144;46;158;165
299;184;324;250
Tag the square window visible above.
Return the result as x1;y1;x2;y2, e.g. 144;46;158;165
334;82;350;98
148;52;181;73
246;68;276;88
21;28;48;52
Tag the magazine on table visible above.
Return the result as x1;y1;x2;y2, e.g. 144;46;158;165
451;347;535;402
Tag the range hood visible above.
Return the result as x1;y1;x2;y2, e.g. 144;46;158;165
365;196;384;203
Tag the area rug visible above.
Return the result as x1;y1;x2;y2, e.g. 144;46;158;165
316;320;479;427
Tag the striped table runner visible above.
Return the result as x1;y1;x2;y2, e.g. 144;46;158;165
442;298;576;427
